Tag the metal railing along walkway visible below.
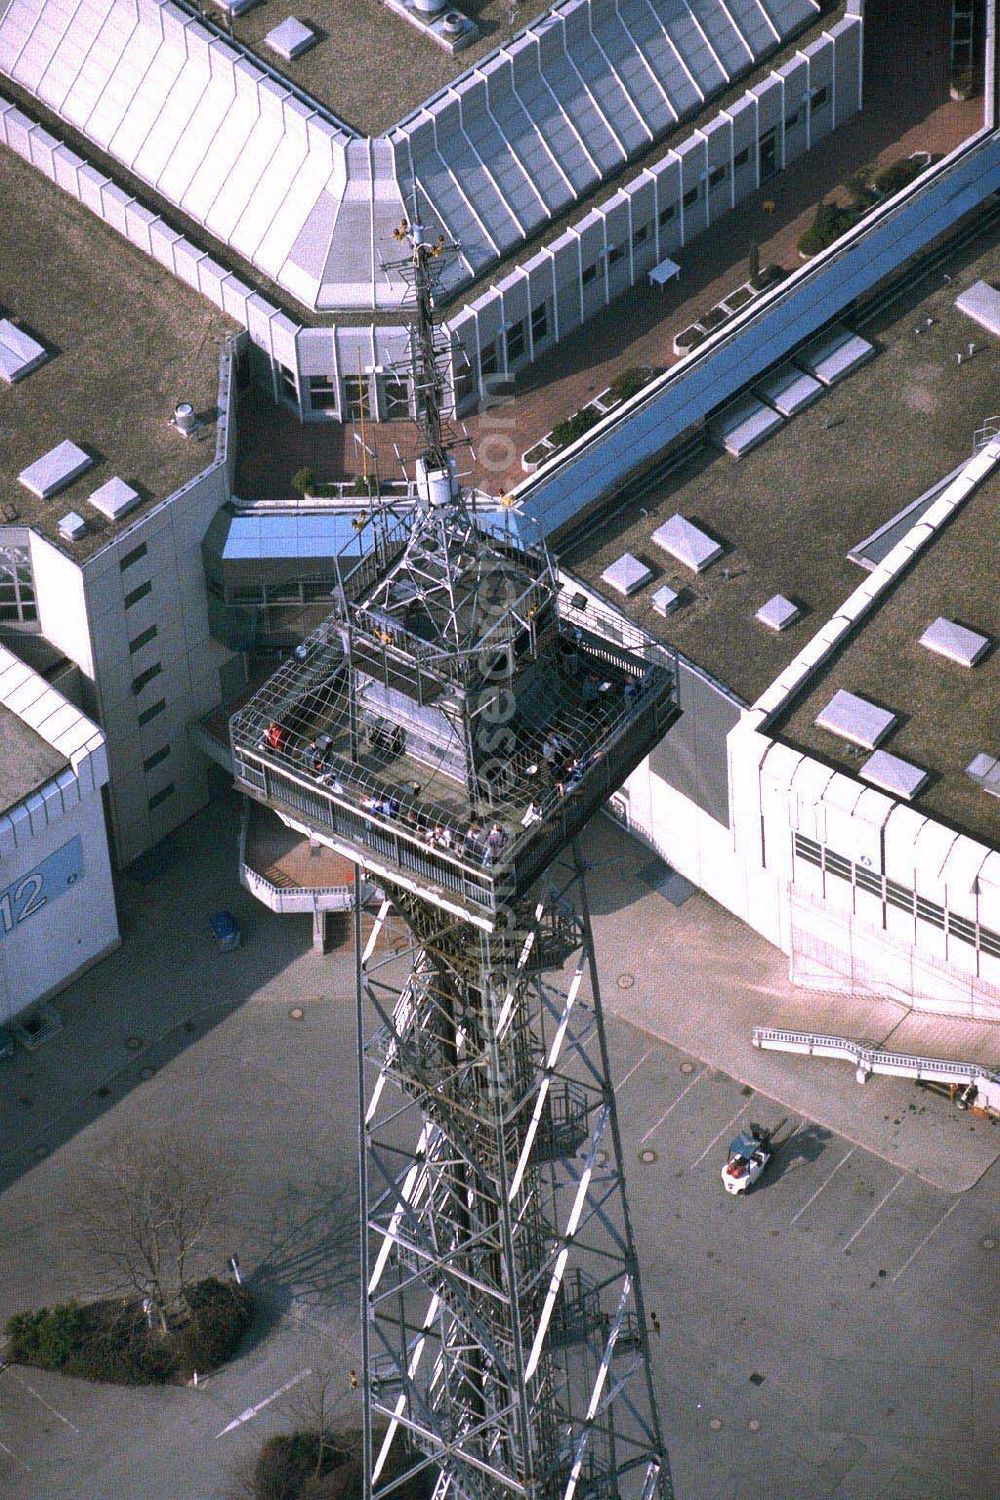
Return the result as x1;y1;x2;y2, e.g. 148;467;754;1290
751;1027;1000;1113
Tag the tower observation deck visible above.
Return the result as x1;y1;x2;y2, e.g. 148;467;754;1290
229;225;678;1500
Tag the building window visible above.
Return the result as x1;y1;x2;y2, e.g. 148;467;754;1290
276;363;298;404
531;301;549;345
381;376;410;419
505;318;526;365
631;223;650;249
0;545;37;623
784;109;800;132
307;374;337;412
809;86;828;112
143;744;171;773
132;662;163;696
658;202;676;227
581;262;599;286
479;340;498;379
608;243;627;266
708;164;727;189
342;375;370;422
682;185;699;208
119;541;148;573
734;146;750;169
128;624;158;655
124;579;153;610
147;782;175;811
137;698;166;728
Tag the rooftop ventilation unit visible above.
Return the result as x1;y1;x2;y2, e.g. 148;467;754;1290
88;476;141;522
58;510;87;541
383;0;478;53
173;402;198;437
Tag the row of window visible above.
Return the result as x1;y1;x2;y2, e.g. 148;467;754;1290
792;833;1000;959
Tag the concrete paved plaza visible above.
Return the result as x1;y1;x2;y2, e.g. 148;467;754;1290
0;795;996;1498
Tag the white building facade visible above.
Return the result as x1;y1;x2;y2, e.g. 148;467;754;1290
0;644;118;1020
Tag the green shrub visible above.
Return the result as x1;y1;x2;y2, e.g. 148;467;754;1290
797;201;862;257
4;1280;251;1385
6;1303;86;1369
873;157;926;197
608;367;649;404
352;474;378;497
550;406;601;449
291;467;315;496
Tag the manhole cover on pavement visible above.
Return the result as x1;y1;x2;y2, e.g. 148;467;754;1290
124;1035;144;1051
679;1061;695;1074
290;1007;304;1020
617;973;635;990
639;1148;658;1165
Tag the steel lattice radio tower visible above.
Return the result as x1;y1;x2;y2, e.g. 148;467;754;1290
230;222;677;1500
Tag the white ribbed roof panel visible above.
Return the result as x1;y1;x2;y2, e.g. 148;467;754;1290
0;0;814;311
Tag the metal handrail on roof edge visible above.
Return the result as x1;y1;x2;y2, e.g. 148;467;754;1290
751;1026;1000;1112
512;73;1000;511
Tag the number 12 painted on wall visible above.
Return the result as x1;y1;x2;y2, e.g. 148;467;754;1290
0;836;84;939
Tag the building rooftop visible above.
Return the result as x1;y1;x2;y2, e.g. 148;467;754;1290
775;465;1000;843
0;144;235;561
227;0;524;137
0;700;67;815
562;227;1000;716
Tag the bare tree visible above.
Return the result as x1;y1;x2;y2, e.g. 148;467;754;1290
72;1131;222;1336
282;1367;361;1483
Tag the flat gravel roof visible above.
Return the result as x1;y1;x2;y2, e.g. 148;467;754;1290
0;701;68;815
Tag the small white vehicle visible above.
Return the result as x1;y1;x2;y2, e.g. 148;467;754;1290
721;1125;773;1195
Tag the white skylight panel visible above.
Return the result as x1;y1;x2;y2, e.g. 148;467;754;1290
103;29;189;159
155;62;235;202
860;750;929;802
815;690;896;750
13;4;68;91
486;81;572;213
690;0;748;74
597;15;673;134
615;6;688;116
0;319;47;383
229;125;310;261
651;514;724;572
126;49;211;176
33;0;105;112
87;31;177;149
19;440;93;498
260;147;334;279
182;84;260;224
568;18;647;154
207;109;286;242
602;552;653;597
59;9;138;130
661;8;721;96
919;618;990;668
535;39;622;173
0;0;43;80
506;50;593;191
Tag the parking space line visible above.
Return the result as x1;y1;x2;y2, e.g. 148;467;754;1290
687;1105;748;1170
0;1437;31;1472
216;1368;312;1438
892;1196;963;1283
639;1070;706;1143
789;1147;856;1224
841;1175;904;1253
9;1371;79;1434
617;1048;653;1090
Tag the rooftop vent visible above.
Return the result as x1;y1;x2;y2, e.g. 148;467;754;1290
651;514;723;574
58;510;87;541
919;617;990;667
756;595;801;632
651;584;679;617
601;553;652;597
815;689;896;750
0;318;47;384
860;750;929;801
265;17;318;60
19;440;93;498
173;402;198;437
88;476;141;522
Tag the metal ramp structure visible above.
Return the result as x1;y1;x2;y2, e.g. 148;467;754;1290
752;1026;1000;1114
230;222;676;1500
